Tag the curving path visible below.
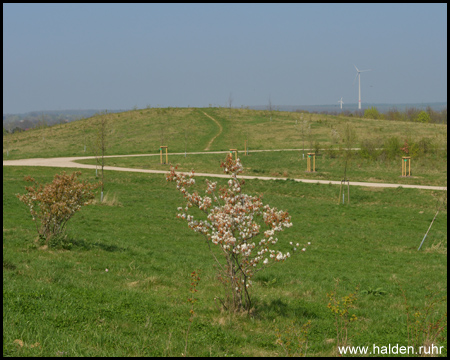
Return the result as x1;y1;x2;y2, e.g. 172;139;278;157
3;151;447;191
202;111;223;151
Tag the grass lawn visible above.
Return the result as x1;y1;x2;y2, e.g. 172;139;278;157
76;150;447;187
3;165;447;357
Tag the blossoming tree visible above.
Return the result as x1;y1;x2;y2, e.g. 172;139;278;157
166;154;310;312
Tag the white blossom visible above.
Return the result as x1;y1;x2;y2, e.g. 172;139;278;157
165;158;307;310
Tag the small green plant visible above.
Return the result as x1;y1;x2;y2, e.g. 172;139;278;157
313;140;320;155
16;171;99;245
384;136;402;160
398;282;447;355
47;233;73;250
360;287;387;296
325;144;338;159
276;320;312;357
262;278;277;287
327;279;359;349
359;137;380;161
183;269;201;357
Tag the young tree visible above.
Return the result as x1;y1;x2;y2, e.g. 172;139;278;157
228;92;235;147
228;92;233;111
158;108;176;151
364;106;381;119
184;117;192;158
80;117;88;153
160;116;165;147
38;114;48;141
93;111;108;202
440;107;447;124
416;111;431;123
166;155;310;312
342;122;357;174
426;106;439;124
339;122;357;204
4;125;11;157
307;115;313;153
405;107;420;122
267;95;273;122
386;107;403;121
299;115;307;159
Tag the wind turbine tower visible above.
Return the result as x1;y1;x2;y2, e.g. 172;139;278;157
353;65;371;110
338;97;344;110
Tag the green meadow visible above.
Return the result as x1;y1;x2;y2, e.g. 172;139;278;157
3;107;447;356
77;150;446;187
3;107;447;159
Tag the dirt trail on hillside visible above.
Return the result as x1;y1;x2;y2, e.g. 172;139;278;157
202;111;223;150
3;153;446;191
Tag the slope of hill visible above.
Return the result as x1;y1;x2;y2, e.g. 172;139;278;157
3;109;129;132
2;107;447;160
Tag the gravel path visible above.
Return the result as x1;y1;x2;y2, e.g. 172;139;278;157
3;152;447;191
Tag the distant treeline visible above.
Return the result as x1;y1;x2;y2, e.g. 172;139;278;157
359;106;446;124
255;102;447;114
291;105;447;124
278;104;447;124
298;106;447;124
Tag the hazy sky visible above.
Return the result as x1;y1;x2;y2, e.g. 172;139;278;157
3;3;447;114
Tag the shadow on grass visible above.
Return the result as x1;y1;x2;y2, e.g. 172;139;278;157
3;261;17;271
70;238;127;252
254;298;325;321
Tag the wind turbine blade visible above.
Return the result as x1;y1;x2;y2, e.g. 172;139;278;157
354;64;359;72
360;69;372;72
353;72;358;85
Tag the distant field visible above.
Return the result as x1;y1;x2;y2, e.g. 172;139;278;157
76;150;447;187
3;107;447;160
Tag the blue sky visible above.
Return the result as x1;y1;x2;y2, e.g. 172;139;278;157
3;3;447;113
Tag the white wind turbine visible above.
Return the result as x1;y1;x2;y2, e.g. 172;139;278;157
338;97;344;109
353;65;371;110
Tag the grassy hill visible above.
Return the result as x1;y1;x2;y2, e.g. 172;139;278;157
3;107;447;160
3;107;447;356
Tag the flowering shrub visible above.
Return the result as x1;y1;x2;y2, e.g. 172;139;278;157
166;154;310;312
16;171;99;243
